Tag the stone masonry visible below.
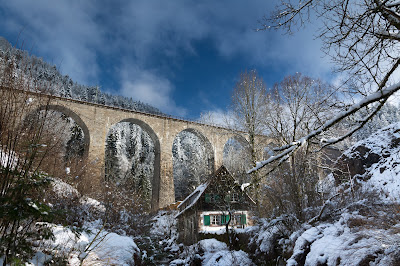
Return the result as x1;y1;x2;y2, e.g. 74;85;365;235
15;90;270;210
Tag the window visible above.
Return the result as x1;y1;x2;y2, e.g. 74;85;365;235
240;214;247;225
211;215;220;225
232;214;241;225
205;194;221;203
231;193;239;202
212;194;220;203
205;193;211;203
204;213;247;227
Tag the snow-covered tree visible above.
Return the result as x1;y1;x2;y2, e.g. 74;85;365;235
64;121;85;163
0;36;163;115
104;122;154;210
223;138;251;185
173;130;213;201
251;0;400;173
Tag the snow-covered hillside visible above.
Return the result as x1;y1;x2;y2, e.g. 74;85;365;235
284;123;400;265
0;36;163;115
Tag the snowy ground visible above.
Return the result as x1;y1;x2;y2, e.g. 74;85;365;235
285;123;400;265
288;210;400;265
170;238;254;266
27;221;139;265
0;178;141;266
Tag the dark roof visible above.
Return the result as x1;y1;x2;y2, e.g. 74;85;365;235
175;165;254;218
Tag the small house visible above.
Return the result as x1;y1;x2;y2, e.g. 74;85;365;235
175;165;255;245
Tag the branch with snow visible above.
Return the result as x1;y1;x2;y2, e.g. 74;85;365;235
248;81;400;173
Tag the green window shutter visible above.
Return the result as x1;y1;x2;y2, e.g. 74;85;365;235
241;214;247;225
221;215;230;224
204;215;210;226
214;194;220;202
224;194;230;202
205;193;211;203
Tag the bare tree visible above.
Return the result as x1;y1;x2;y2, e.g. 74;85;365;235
251;0;400;173
266;74;336;145
262;73;338;219
231;70;267;166
223;138;252;184
230;70;268;207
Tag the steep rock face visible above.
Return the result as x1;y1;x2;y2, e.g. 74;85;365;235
333;145;380;182
333;123;400;184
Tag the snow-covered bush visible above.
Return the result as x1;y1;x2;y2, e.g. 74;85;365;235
248;215;299;264
23;177;141;265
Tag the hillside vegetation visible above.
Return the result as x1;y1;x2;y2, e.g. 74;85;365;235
0;36;162;115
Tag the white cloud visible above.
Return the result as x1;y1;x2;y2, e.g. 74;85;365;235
1;0;102;84
198;109;235;128
120;66;187;116
0;0;336;117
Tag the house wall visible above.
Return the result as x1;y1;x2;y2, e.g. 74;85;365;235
177;209;199;245
198;211;252;233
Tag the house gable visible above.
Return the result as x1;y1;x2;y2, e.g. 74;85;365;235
176;165;254;218
176;165;255;244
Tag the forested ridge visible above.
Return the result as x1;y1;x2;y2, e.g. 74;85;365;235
0;36;163;115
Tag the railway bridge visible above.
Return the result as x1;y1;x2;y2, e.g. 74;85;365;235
11;89;270;210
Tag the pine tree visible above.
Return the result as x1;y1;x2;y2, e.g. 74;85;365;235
105;130;120;182
136;168;151;209
64;122;85;163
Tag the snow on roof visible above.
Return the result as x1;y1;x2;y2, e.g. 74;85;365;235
175;181;209;218
240;182;251;191
175;165;232;218
175;165;255;218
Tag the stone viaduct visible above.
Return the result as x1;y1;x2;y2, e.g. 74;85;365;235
14;90;270;210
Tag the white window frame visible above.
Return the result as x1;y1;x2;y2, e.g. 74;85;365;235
211;214;219;225
231;193;239;202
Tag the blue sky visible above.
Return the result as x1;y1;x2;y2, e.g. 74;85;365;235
0;0;334;120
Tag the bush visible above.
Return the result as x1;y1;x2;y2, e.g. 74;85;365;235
0;46;65;264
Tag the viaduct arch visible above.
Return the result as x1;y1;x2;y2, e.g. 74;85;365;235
172;128;215;201
109;118;161;210
173;127;215;174
33;105;91;157
16;90;271;210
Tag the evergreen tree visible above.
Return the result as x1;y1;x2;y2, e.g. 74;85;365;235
105;130;120;182
64;122;85;163
136;168;152;208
